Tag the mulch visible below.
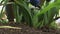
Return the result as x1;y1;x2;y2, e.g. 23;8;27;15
0;23;60;34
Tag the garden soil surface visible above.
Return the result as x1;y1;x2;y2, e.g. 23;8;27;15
0;22;60;34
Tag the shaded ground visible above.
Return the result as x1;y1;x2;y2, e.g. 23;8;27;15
0;23;60;34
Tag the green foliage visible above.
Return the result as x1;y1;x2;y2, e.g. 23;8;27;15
0;0;60;29
14;0;33;26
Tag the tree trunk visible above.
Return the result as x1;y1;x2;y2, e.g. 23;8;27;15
5;0;14;22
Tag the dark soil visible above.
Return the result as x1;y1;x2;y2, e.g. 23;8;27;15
0;22;60;34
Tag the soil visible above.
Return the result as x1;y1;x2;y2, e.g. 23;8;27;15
0;22;60;34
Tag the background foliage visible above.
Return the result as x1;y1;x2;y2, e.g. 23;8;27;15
0;0;60;29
